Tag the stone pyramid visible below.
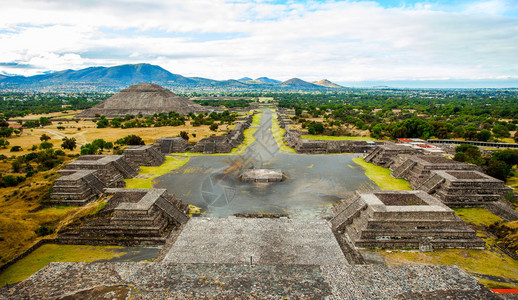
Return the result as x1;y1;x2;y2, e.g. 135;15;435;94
76;83;206;118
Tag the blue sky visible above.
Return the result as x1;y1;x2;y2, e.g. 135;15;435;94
0;0;517;85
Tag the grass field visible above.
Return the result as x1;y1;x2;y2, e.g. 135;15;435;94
379;208;518;289
301;135;379;141
125;156;189;189
0;179;105;266
380;239;518;289
352;157;411;190
0;244;127;286
454;207;503;226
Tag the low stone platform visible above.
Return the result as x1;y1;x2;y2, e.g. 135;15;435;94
332;191;485;250
0;262;496;299
65;155;139;187
391;154;478;189
49;169;106;205
420;170;512;206
239;169;286;182
164;217;348;265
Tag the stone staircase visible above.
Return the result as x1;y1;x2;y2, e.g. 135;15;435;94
330;195;367;232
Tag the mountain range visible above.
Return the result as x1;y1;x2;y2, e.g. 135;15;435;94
0;63;344;92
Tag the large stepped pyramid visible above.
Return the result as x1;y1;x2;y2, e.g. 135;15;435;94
76;82;207;118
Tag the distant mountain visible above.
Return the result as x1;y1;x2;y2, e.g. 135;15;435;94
281;78;319;88
0;63;344;92
312;79;343;88
255;77;280;83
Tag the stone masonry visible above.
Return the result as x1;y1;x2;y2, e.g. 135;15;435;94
364;143;422;168
419;170;512;206
153;137;190;153
58;188;189;246
123;145;165;166
191;114;253;154
50;170;106;206
331;191;485;250
283;128;379;154
64;155;139;188
390;154;478;189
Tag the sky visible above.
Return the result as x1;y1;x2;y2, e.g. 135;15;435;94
0;0;518;85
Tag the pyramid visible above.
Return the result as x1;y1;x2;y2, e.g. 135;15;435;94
76;83;206;118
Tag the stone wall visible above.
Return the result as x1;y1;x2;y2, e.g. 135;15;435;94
153;137;190;153
364;143;422;168
420;170;512;206
282;127;380;154
50;170;106;206
390;155;478;189
123;145;165;166
331;191;485;250
64;155;139;188
191;114;253;154
58;188;189;246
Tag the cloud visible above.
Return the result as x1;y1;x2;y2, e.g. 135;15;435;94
0;0;517;81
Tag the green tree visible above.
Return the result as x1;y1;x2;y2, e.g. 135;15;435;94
0;138;9;149
61;137;77;151
476;129;492;142
493;124;510;138
40;134;51;142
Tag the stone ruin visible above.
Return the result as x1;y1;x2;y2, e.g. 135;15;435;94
76;82;206;118
331;191;485;250
64;155;139;188
239;169;286;183
191;114;253;154
153;137;189;153
123;145;165;166
420;170;512;207
364;143;422;168
283;129;378;154
390;154;478;189
57;188;189;246
50;170;106;206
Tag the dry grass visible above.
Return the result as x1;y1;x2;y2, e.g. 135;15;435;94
379;232;518;289
3;113;236;157
0;157;104;266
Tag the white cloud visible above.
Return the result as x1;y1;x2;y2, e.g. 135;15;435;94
0;0;517;82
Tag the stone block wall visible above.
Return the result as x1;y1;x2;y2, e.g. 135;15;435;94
58;188;189;245
365;144;422;168
64;155;139;188
190;114;253;154
282;127;379;154
331;191;485;250
391;155;478;189
50;170;106;206
153;137;190;153
420;170;512;206
123;145;165;166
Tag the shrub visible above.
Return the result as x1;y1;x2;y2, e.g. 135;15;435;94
0;138;9;148
39;141;53;150
35;225;54;236
61;137;77;150
10;145;22;152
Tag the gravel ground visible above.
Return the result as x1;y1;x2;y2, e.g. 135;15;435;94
0;262;495;299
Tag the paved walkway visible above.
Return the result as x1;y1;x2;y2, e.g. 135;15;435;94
164;217;349;265
1;263;496;299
